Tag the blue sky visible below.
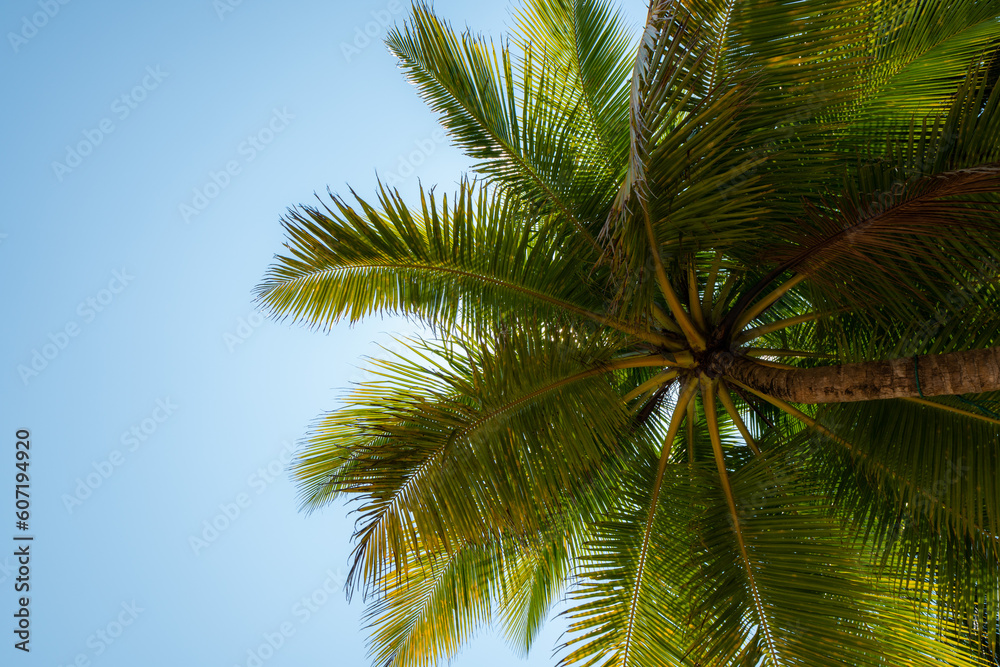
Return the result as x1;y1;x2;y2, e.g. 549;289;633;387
2;1;642;665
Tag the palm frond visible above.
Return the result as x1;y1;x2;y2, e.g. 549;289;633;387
256;181;664;340
260;1;1000;664
386;3;614;246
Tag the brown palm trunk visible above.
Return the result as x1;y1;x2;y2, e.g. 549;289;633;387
728;347;1000;403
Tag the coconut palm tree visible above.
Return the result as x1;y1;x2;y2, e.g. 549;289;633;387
256;0;1000;665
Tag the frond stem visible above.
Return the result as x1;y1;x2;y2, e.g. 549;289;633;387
702;376;779;663
624;369;680;402
732;273;808;333
725;378;994;544
621;378;698;665
736;310;841;345
903;397;1000;428
718;382;761;455
644;217;707;350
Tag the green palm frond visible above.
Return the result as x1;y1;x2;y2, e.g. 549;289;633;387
259;0;1000;664
847;1;1000;124
255;181;642;337
386;3;621;244
496;519;579;657
811;397;1000;625
294;329;649;593
561;460;711;667
513;0;636;185
365;537;509;667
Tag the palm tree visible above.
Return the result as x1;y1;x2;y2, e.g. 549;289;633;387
256;0;1000;665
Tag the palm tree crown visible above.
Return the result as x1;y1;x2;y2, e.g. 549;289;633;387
257;1;1000;665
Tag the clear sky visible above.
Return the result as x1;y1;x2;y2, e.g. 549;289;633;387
2;1;642;665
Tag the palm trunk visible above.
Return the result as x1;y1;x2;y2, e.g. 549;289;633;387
728;346;1000;403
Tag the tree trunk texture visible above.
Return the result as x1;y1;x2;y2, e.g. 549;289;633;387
729;346;1000;403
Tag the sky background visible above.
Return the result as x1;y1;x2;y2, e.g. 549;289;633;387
2;1;642;665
